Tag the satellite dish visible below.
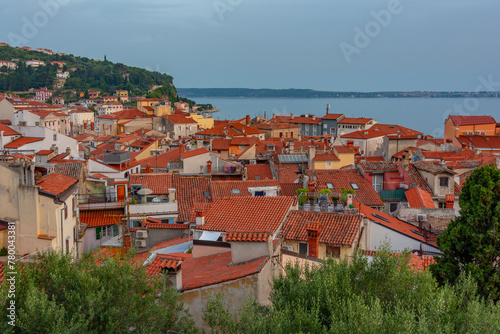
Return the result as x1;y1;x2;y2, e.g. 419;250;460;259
136;188;153;195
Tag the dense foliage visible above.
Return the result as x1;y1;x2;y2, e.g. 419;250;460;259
0;250;196;334
0;46;195;105
204;248;500;333
431;164;500;301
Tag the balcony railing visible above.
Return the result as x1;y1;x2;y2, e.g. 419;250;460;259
211;165;243;175
379;189;407;200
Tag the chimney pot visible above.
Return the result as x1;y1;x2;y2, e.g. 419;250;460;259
306;222;322;258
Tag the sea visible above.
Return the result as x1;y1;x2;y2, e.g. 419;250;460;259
192;97;500;138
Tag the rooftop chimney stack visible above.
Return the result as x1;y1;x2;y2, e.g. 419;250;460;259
246;115;250;126
164;261;182;290
306;222;322;258
195;210;205;226
446;194;455;209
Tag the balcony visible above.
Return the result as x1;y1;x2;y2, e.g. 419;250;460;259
128;201;178;215
379;189;407;200
211;165;243;175
78;192;125;210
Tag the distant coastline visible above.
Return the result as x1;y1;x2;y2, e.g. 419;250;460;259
178;88;500;99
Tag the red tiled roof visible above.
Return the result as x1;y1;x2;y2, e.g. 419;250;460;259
37;172;78;196
405;188;435;209
371;124;423;137
338;117;374;125
181;147;209;159
80;209;123;228
211;138;231;150
279;182;302;196
129;173;173;194
147;251;269;291
334;145;356;154
230;136;260;146
458;135;500;149
277;163;301;183
321;113;345;120
164;114;198;124
90;157;141;171
341;128;387;139
209;179;280;199
358;203;437;247
386;171;403;179
311;169;384;207
72;133;93;142
225;232;270;242
98;109;151;120
145;222;189;229
0;124;19;136
449;115;496;126
421;151;457;159
359;161;398;171
280;211;363;247
138;148;180;169
196;123;265;137
173;175;211;222
251;122;300;130
313;152;340;161
35;150;53;155
200;196;295;233
405;164;433;193
245;164;274;180
4;137;44;148
188;202;213;223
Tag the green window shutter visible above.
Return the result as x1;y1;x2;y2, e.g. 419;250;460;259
96;227;101;240
113;224;119;237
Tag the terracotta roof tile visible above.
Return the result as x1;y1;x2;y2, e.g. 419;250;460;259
338;117;374;124
313;152;340;161
449;115;496;126
173;175;211;222
321;113;345;120
277;163;301;183
80;209;123;228
129;173;173;194
210;179;280;199
371;124;423;136
4;137;44;148
280;211;363;247
341;128;387;139
359;161;398;171
225;232;270;242
181;147;209;159
188;202;213;223
0;124;19;136
200;196;295;233
145;222;189;229
405;164;433;193
279;182;302;196
37;172;78;196
405;188;435;209
138;148;180;169
245;164;274;180
211;138;231;150
164;114;198;124
310;169;384;207
270;115;321;125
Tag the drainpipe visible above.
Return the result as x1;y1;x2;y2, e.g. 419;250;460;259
61;204;66;253
0;131;3;150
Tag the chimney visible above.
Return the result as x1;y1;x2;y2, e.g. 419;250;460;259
272;113;276;119
206;160;212;174
461;143;467;149
179;143;184;155
246;115;250;126
195;210;205;226
90;122;95;131
164;260;182;290
308;145;316;168
66;147;71;154
347;140;354;148
168;188;176;202
123;234;131;251
307;180;316;193
446;194;455;209
290;113;294;120
83;123;87;130
306;222;322;258
312;115;316;120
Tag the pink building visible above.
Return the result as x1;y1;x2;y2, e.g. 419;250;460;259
35;87;52;102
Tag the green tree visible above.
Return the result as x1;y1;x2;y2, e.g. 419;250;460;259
204;247;500;333
0;250;196;334
431;164;500;301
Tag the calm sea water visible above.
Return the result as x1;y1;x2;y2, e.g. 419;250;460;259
193;98;500;137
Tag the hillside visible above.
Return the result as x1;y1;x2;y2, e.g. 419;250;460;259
0;46;194;105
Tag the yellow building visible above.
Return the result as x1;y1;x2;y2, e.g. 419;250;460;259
137;99;172;116
309;145;355;170
189;113;215;130
279;211;365;261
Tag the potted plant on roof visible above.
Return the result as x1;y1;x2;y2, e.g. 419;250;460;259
318;188;332;207
340;187;356;206
296;188;309;207
331;195;339;207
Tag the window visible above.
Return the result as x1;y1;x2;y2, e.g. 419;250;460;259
323;124;327;129
330;127;336;135
298;242;308;255
254;191;265;196
231;189;240;195
240;145;246;150
350;183;360;190
255;176;261;180
326;246;341;258
326;162;332;167
305;124;309;133
326;183;334;190
390;202;399;212
53;134;57;141
439;177;449;187
372;174;383;193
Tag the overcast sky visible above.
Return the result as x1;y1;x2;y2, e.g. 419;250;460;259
1;0;500;91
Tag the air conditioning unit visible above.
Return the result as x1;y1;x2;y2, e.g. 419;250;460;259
399;183;409;189
135;239;146;248
136;230;148;239
282;245;293;251
417;214;427;222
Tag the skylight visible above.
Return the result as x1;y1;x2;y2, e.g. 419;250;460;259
350;183;360;190
326;182;334;190
231;189;240;194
